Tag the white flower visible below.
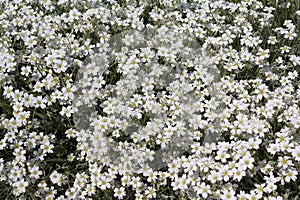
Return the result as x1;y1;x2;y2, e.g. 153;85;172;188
50;171;63;186
220;189;237;200
282;169;298;182
194;182;212;198
60;106;74;117
13;179;29;195
29;166;42;179
145;186;156;198
114;187;126;199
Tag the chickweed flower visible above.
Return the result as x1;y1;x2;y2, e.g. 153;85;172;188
0;0;299;199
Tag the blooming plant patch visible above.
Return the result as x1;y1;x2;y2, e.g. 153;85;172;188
0;0;299;199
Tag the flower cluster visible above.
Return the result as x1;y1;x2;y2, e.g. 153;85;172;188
0;0;299;199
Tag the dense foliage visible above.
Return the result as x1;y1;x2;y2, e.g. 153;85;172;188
0;0;299;199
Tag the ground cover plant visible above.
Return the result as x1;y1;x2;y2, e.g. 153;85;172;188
0;0;299;199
